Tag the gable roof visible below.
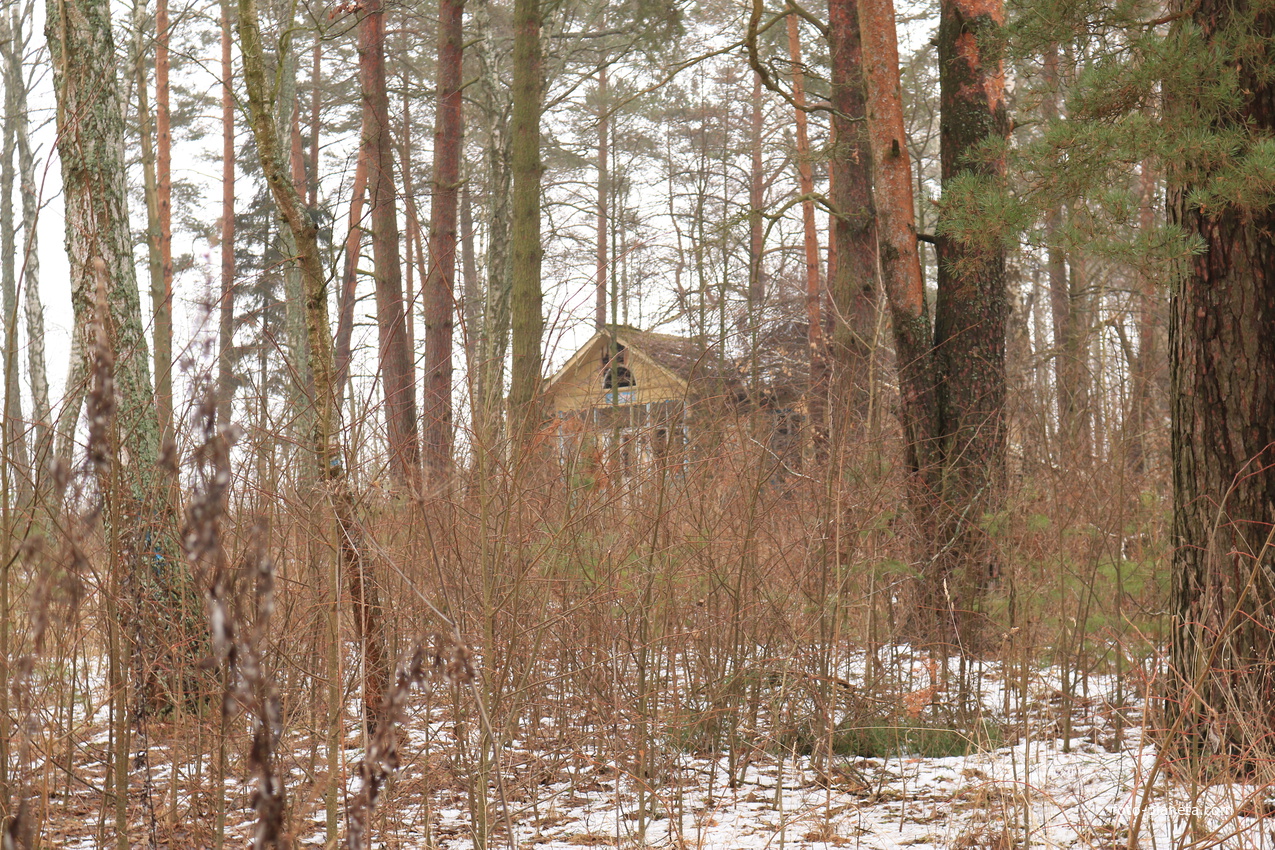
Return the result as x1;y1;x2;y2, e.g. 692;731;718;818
543;325;738;399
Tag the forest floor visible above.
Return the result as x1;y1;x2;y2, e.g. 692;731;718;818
35;648;1275;849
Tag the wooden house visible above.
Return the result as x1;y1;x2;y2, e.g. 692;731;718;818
541;325;742;476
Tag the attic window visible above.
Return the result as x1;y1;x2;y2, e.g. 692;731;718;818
603;364;635;389
601;343;635;390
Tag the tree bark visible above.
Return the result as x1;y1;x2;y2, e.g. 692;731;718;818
858;0;938;505
472;0;512;444
7;9;48;487
508;0;543;443
748;69;764;313
422;0;464;483
155;0;174;451
932;0;1009;645
0;13;28;506
786;13;827;457
1041;46;1088;463
827;0;878;431
238;0;388;728
48;0;161;511
1166;0;1275;772
336;119;370;402
218;0;235;428
595;67;609;331
358;0;420;487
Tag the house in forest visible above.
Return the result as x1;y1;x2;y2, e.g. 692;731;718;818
541;325;740;480
542;324;805;485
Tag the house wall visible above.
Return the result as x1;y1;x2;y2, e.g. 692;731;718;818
547;339;690;413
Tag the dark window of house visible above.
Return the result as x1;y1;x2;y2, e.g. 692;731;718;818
603;364;635;389
601;344;635;389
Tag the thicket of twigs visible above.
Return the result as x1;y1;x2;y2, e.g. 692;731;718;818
0;341;1193;849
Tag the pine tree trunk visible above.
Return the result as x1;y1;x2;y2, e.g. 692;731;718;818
748;70;764;313
508;0;543;441
422;0;464;483
859;0;938;505
786;13;826;457
1041;46;1087;463
7;11;48;488
336;119;369;401
218;0;235;428
933;0;1009;646
1129;160;1159;475
827;0;878;429
472;0;512;445
238;0;388;728
1167;0;1275;770
358;0;420;487
461;181;480;379
595;68;609;332
0;16;28;507
155;0;174;451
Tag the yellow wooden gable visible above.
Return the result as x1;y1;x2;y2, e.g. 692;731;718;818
543;327;699;414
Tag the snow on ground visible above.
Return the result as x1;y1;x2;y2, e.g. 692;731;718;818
34;649;1275;848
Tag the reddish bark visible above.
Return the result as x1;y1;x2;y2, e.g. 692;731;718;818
422;0;464;482
827;0;878;427
932;0;1010;644
859;0;938;486
358;0;420;486
786;13;827;452
335;130;370;400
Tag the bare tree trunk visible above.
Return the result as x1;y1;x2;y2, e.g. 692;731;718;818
748;70;764;331
859;0;938;493
933;0;1010;646
155;0;174;451
786;13;826;457
827;0;878;429
461;181;479;386
0;14;28;507
336;119;370;401
595;67;608;331
422;0;464;484
218;0;235;427
1041;46;1082;463
358;0;420;487
472;0;512;445
1130;160;1159;475
508;0;543;442
49;0;197;742
308;35;321;208
1167;0;1275;772
238;0;388;729
7;8;48;486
